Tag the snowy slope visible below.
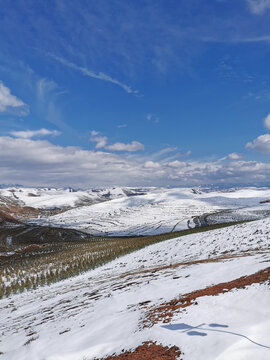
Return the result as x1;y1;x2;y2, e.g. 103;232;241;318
1;218;270;360
0;186;148;210
33;187;270;235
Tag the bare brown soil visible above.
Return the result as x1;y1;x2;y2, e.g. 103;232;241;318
0;209;20;224
16;244;45;253
144;266;270;327
0;193;68;224
95;342;181;360
0;196;40;221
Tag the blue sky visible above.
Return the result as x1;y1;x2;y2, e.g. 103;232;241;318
1;0;270;187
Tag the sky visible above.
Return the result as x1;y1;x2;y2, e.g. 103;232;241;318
1;0;270;188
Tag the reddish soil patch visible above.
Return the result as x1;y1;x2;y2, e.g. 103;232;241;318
95;342;181;360
0;194;65;223
15;244;45;254
144;266;270;327
0;209;20;224
0;203;40;222
0;244;46;260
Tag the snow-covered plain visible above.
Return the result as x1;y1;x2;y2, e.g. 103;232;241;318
32;187;270;235
1;218;270;360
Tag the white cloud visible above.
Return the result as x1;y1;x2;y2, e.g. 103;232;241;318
143;161;161;169
117;124;127;128
47;53;138;95
246;134;270;153
90;130;99;136
0;136;269;187
0;136;147;187
0;81;29;115
226;153;243;160
247;0;270;14
264;114;270;129
90;132;108;149
106;141;144;152
146;113;159;123
90;131;144;152
10;128;61;139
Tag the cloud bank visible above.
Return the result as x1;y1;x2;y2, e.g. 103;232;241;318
0;136;269;187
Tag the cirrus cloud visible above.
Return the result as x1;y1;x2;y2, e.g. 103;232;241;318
247;0;270;14
47;53;138;95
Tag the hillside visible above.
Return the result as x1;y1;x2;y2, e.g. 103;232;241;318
2;186;270;236
0;186;148;224
0;218;270;359
32;187;270;235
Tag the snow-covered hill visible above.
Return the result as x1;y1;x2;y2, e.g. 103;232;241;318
2;186;270;235
33;187;270;235
0;186;148;210
1;218;270;359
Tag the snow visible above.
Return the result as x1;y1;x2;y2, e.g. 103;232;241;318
0;186;148;209
32;187;270;235
1;217;270;359
2;185;270;235
152;284;270;360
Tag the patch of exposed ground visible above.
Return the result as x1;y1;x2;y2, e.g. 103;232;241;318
0;194;41;221
0;193;69;224
95;342;182;360
0;244;47;260
0;209;20;224
143;266;270;327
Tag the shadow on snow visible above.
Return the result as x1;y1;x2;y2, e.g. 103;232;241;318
161;323;270;349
